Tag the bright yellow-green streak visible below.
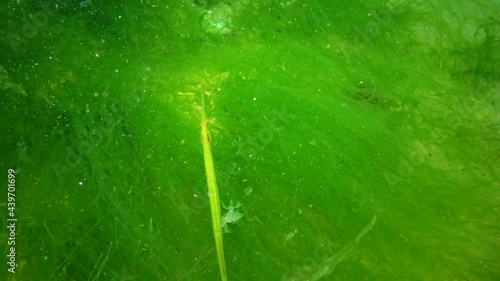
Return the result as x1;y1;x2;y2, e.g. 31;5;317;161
201;93;227;281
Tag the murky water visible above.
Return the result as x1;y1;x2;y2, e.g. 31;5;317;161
1;1;498;280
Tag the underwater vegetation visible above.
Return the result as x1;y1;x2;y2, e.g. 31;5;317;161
0;0;498;280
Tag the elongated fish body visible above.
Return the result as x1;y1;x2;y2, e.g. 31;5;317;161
201;92;227;281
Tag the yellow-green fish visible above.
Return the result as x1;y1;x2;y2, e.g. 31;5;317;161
201;91;227;281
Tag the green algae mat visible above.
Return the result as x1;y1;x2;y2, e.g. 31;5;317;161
1;1;499;280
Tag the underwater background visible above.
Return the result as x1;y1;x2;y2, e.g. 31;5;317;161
1;0;499;280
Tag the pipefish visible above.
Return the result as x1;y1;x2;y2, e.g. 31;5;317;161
201;91;227;281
